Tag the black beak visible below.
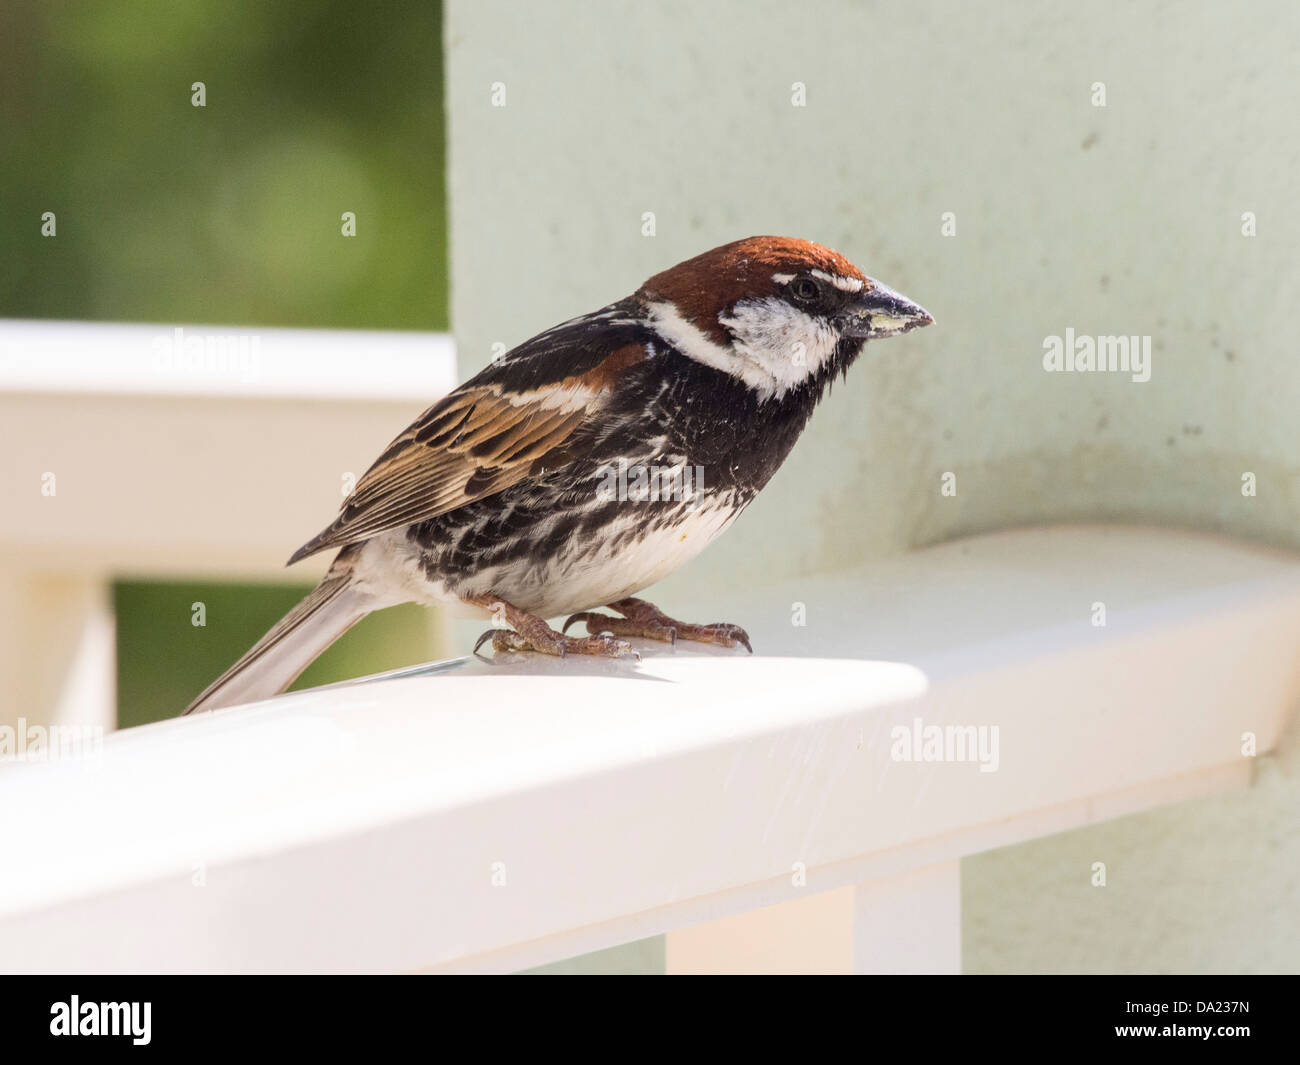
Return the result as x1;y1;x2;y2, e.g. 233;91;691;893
839;279;934;339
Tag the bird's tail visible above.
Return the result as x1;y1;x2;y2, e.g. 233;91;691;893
181;561;373;716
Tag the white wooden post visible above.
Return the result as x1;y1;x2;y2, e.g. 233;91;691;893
667;889;855;974
854;861;962;975
0;571;113;735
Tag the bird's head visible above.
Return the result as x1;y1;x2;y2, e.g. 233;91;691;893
637;236;932;401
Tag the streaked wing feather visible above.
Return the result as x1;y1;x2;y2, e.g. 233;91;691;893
287;311;652;564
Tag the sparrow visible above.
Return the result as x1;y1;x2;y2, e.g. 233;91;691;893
183;236;932;714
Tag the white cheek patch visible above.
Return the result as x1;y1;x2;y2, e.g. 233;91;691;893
718;298;840;398
649;298;840;401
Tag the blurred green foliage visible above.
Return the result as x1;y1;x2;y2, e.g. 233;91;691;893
0;0;447;329
0;1;448;723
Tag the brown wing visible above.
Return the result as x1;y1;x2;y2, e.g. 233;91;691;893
286;312;656;565
287;382;596;564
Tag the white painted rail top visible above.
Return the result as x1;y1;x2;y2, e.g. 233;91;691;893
0;318;457;400
1;526;1298;973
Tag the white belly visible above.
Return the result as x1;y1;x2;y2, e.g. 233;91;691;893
429;497;742;619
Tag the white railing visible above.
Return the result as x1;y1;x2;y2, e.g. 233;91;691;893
0;319;457;733
2;524;1297;973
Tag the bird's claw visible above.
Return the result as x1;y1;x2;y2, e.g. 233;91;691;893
702;623;753;653
563;604;752;653
474;625;639;661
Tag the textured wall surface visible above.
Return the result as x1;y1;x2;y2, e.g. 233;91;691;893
445;0;1300;972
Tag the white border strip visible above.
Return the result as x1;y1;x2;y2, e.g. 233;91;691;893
0;318;457;401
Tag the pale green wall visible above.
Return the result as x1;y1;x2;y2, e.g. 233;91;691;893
446;0;1300;973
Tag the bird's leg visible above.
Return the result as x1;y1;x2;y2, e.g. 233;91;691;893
563;597;752;652
466;594;638;659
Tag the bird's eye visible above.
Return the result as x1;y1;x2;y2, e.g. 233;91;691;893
791;277;820;303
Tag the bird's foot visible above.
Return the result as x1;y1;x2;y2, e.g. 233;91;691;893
473;626;637;659
467;594;638;660
563;596;753;652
